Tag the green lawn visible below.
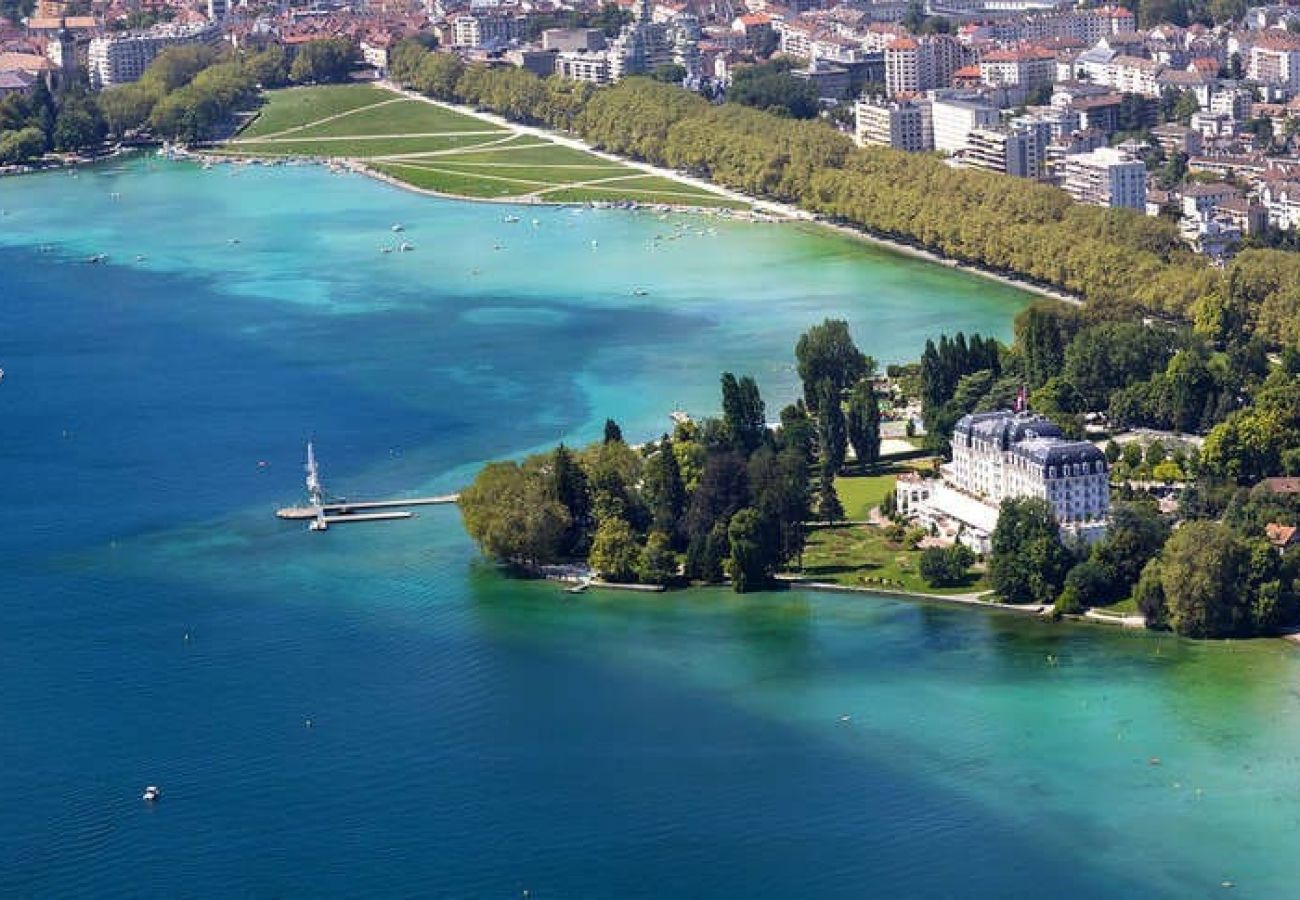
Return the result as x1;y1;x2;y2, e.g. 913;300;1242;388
222;84;741;208
224;134;494;158
797;524;987;596
287;98;505;138
834;472;897;520
371;162;549;198
239;84;390;138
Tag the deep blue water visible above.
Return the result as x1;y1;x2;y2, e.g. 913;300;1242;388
3;160;1299;898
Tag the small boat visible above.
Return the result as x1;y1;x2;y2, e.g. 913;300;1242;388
632;289;648;297
391;224;405;233
398;242;414;252
379;246;393;254
502;215;520;223
86;254;106;264
142;785;161;802
566;581;589;594
0;368;5;383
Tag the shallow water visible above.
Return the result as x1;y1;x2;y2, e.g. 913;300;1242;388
2;158;1297;898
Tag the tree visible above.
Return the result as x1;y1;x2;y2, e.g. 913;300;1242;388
1091;501;1169;596
1014;303;1081;391
51;92;105;152
0;126;46;164
686;520;729;582
588;515;640;582
816;470;844;524
638;530;678;585
816;383;847;477
99;82;161;138
549;444;591;556
652;63;687;84
246;46;290;88
141;45;220;93
720;372;766;453
989;498;1073;605
643;436;687;546
750;446;811;566
413;52;465;100
846;379;882;470
728;62;819;119
602;417;624;444
1055;559;1115;614
795;319;871;411
685;451;750;541
1135;558;1167;628
728;507;777;592
290;38;357;85
459;458;571;564
919;544;974;587
1159;521;1253;638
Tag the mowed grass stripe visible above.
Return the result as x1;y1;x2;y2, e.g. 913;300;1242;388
225;134;501;158
394;162;630;186
287;99;506;139
371;162;547;198
240;84;391;138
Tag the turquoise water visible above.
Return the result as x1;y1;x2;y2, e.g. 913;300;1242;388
3;158;1300;898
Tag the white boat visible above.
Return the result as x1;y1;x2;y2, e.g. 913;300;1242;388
398;242;414;252
391;224;405;233
502;215;520;223
142;785;161;802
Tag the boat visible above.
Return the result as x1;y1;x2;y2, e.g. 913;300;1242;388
142;785;161;802
391;224;405;233
379;246;393;254
398;242;414;252
566;581;589;594
632;289;648;297
0;368;5;383
86;254;106;264
502;215;520;223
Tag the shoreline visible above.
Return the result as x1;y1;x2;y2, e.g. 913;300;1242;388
381;83;1083;307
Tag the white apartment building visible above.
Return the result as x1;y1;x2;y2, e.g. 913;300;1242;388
978;46;1055;88
88;23;218;88
1059;146;1146;209
555;51;612;84
964;125;1043;179
1103;55;1164;97
1259;180;1300;230
451;13;519;49
1247;34;1300;89
884;35;966;96
854;98;933;151
929;92;1000;154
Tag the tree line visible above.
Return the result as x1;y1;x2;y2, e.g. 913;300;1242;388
459;320;884;592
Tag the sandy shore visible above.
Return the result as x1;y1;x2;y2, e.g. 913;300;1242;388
382;82;1083;306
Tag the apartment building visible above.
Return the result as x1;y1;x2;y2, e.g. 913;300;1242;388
1059;146;1146;209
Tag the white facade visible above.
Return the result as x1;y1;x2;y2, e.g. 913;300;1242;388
929;93;1000;154
555;51;612;84
1058;147;1146;210
948;411;1110;528
88;24;218;88
854;98;933;152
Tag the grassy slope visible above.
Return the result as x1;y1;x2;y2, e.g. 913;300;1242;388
799;525;987;596
834;472;897;521
239;84;389;138
225;85;743;208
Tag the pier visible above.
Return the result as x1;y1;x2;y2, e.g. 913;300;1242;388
274;442;459;529
276;495;459;520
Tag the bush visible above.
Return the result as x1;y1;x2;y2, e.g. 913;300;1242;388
919;544;975;588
